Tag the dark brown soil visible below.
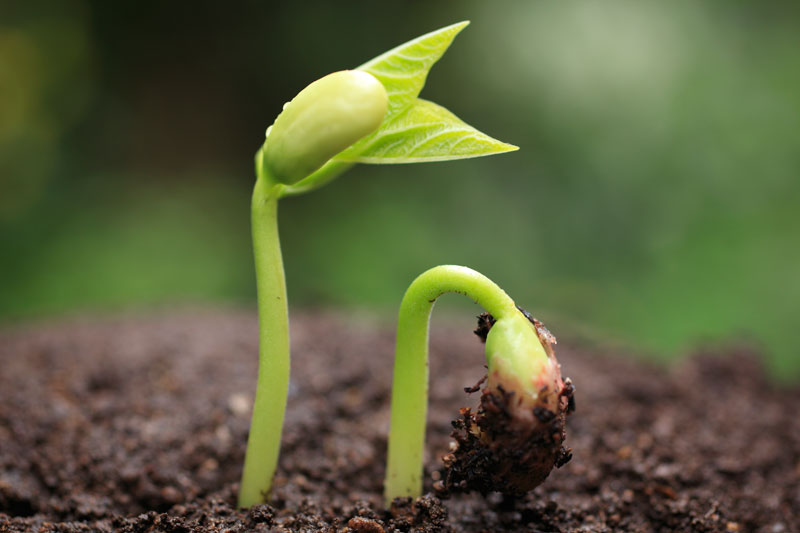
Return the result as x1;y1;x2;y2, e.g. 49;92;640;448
0;310;798;532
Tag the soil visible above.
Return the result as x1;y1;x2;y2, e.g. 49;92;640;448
0;310;798;532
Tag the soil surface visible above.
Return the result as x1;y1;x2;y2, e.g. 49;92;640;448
0;310;798;532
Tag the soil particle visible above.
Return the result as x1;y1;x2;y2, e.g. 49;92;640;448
347;515;385;532
1;310;798;531
473;312;495;343
388;495;449;532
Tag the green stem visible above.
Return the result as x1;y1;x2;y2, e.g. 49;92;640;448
384;265;518;505
279;160;352;198
238;175;290;508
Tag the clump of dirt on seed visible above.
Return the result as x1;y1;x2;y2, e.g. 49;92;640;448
437;311;575;497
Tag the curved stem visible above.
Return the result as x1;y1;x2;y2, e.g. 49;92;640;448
238;175;290;508
384;265;517;505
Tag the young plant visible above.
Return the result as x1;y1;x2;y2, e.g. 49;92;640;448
239;22;517;508
384;265;574;505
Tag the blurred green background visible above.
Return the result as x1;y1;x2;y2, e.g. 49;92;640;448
1;1;798;378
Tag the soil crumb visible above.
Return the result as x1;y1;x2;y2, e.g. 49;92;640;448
439;385;571;497
1;310;798;532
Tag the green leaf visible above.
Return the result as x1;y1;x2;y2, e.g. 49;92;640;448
335;99;518;164
279;21;518;197
357;21;469;119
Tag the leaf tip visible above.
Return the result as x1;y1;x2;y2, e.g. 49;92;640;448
471;141;519;159
429;21;471;43
497;142;520;154
443;21;471;40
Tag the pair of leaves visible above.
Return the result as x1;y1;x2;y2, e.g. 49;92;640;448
342;21;517;164
283;21;516;195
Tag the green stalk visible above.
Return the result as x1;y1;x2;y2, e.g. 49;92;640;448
238;174;289;508
237;70;387;508
384;265;518;504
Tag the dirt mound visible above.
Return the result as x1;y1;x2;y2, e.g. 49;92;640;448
1;310;797;531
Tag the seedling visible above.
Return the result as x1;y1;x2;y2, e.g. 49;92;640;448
239;22;517;508
384;265;573;505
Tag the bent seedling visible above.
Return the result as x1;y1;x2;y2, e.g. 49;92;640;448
240;22;517;508
385;265;574;505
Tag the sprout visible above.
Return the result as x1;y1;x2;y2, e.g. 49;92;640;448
440;307;574;496
239;22;517;508
384;265;574;505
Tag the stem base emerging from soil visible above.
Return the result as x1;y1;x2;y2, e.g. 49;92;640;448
238;177;290;508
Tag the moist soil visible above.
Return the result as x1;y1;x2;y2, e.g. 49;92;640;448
0;310;797;532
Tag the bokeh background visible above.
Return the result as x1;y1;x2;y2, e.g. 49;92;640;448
2;1;798;378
